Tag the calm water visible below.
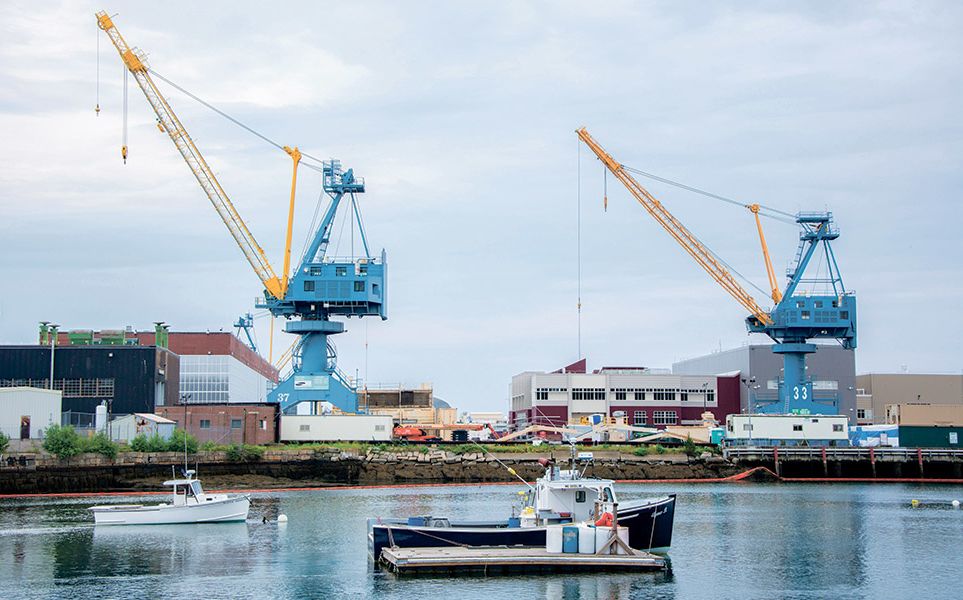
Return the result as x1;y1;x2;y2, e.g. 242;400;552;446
2;482;962;599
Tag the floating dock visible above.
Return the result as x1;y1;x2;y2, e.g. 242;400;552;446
379;546;668;575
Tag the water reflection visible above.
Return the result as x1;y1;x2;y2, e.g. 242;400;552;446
1;484;961;599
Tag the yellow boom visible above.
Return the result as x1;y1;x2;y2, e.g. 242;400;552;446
97;11;288;300
577;127;773;326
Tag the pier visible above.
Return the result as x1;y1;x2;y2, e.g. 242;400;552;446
379;546;668;575
725;447;963;480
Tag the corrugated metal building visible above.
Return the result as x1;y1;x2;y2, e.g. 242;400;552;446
109;413;176;443
0;345;178;418
672;344;856;420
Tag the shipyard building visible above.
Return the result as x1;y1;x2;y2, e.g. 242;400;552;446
672;344;857;419
510;359;741;431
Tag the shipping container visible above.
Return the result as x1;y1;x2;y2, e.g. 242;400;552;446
898;425;963;448
279;414;393;442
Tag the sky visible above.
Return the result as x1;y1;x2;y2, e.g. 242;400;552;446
0;1;960;413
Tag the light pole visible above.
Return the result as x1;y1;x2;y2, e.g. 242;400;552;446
741;376;757;446
48;324;59;390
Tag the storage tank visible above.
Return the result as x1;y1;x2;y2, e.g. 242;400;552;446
95;403;108;433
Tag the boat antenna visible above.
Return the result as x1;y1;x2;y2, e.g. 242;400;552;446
470;440;534;490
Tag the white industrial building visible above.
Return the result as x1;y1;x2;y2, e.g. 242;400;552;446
511;360;737;431
0;387;62;440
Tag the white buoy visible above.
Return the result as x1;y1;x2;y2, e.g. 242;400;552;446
277;514;288;523
952;500;960;509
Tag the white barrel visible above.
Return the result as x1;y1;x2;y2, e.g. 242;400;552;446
594;526;631;555
95;403;108;433
546;524;564;553
578;524;596;554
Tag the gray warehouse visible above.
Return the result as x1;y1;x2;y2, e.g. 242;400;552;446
673;344;856;421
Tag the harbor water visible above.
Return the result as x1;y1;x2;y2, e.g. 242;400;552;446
2;482;961;599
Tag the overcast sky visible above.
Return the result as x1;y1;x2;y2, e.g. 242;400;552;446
1;1;960;412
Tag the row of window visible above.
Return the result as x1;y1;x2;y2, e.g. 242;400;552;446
304;280;368;292
628;410;678;425
1;378;115;398
537;387;714;403
197;418;268;430
309;264;370;277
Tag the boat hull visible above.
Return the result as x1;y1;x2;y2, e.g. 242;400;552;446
369;495;675;560
90;496;250;526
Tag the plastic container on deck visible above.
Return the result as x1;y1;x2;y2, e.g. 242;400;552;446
562;526;579;553
546;524;564;553
577;524;596;554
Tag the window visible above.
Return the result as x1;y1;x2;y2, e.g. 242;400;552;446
815;301;823;308
840;311;849;320
653;411;677;425
857;409;866;420
793;424;803;431
634;411;646;425
310;266;322;276
797;301;805;308
832;424;844;432
299;424;310;432
335;266;347;276
654;389;675;401
801;310;810;320
374;425;385;432
231;419;243;429
615;391;626;401
536;390;548;401
571;388;606;401
354;281;365;292
742;423;753;431
304;280;315;292
635;391;645;401
706;390;715;403
259;419;267;430
199;419;211;430
575;490;586;503
680;392;688;402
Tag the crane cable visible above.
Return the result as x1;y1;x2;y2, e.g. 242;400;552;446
606;163;774;301
146;68;328;174
621;165;797;225
95;23;101;116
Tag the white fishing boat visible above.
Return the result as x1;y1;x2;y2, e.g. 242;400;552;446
89;470;250;526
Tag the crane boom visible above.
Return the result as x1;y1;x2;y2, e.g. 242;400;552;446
576;127;772;325
96;11;285;299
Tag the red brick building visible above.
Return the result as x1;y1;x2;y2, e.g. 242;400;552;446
157;403;278;445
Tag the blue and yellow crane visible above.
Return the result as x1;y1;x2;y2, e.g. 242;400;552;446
578;128;856;415
97;11;386;414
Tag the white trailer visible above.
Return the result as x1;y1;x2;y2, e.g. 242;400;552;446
725;413;849;446
279;415;393;442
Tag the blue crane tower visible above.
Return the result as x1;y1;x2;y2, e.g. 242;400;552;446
578;128;856;416
259;161;387;413
746;212;856;414
97;12;386;416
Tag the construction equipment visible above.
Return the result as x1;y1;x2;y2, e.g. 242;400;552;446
577;128;856;415
393;423;503;442
97;11;386;414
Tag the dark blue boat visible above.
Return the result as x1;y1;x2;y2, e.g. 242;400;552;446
368;451;676;560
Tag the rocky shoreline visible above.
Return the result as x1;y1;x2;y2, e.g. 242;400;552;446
0;448;737;494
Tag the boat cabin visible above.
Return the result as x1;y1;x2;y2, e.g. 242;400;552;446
531;465;617;524
162;470;211;506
